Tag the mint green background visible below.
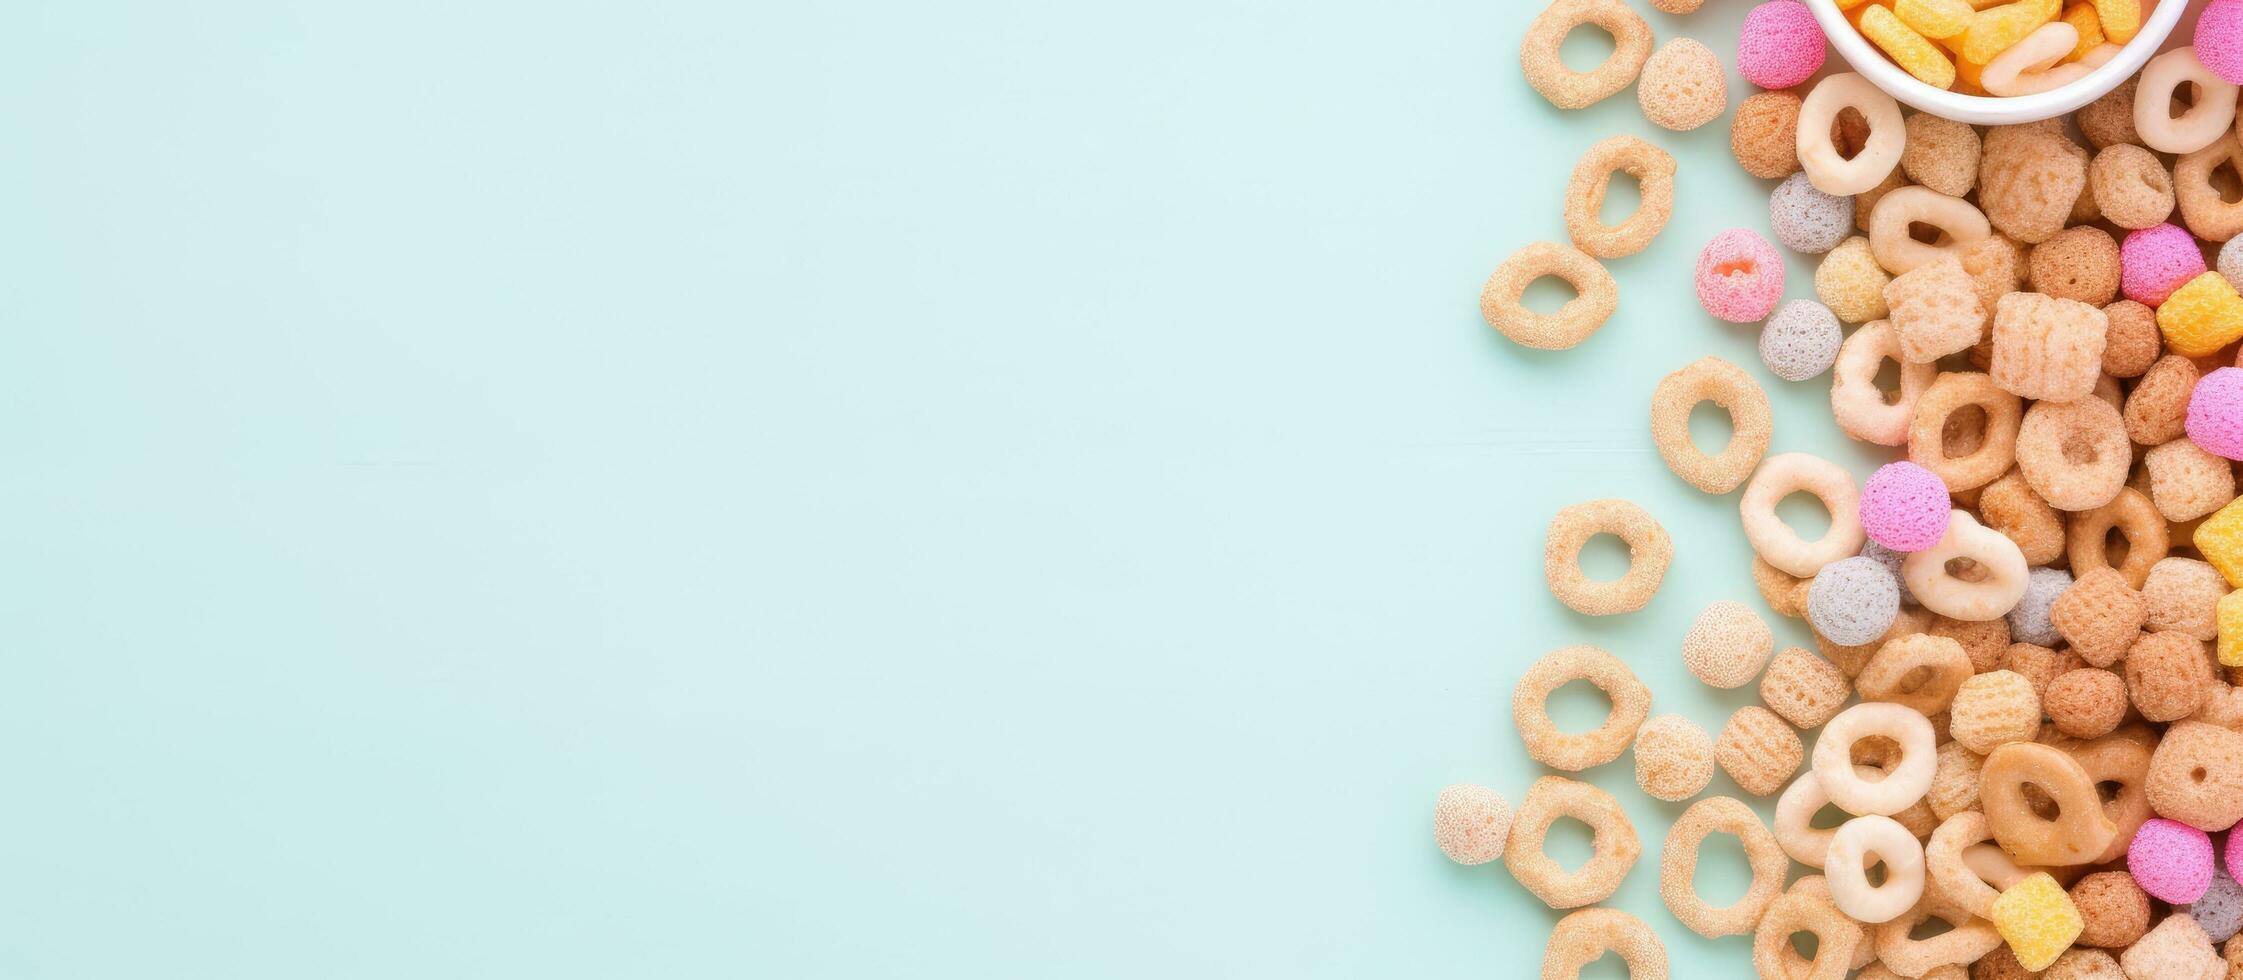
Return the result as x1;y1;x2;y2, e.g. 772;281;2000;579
1;1;1900;976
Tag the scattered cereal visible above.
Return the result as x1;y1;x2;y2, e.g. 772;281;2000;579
1650;357;1771;494
1520;0;1652;110
2146;721;2243;831
1505;775;1641;908
1768;173;1852;255
1633;714;1715;802
2176;133;2243;241
1717;704;1802;796
1909;372;2022;492
1513;645;1651;770
1813;701;1935;816
1660;795;1785;937
1826;814;1925;923
1860;461;1951;552
1869;186;1993;275
1979;124;2089;244
2129;817;2217;902
1927;738;1984;821
1817;235;1893;323
1542;907;1668;980
1978;468;2066;566
1738;0;1826;89
2135;46;2239;155
2067;487;2167;588
2199;0;2243;82
1731;90;1804;180
1760;645;1849;729
2044;668;2127;738
1741;453;1865;578
1832;319;1934;444
1753;891;1861;979
1544;499;1670;615
2004;568;2071;647
1991;872;2082;971
2122;223;2210;306
2027;226;2120;305
2187;874;2243;944
1797;73;1904;196
2100;299;2160;377
2126;354;2200;444
1695;228;1784;323
2014;397;2127;512
1989;291;2108;402
1905;510;2030;621
2144;438;2236;520
2078;76;2141;149
1903;113;1979;197
1480;241;1618;350
1886;255;1987;363
1564;136;1674;259
2068;871;2151;948
1433;783;1511;865
1857;631;1974;715
2188;367;2243;460
2142;557;2224;639
2088;144;2173;230
1982;741;2117;866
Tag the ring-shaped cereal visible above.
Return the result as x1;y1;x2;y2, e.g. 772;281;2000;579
2068;728;2157;864
1542;908;1668;980
1544;500;1671;615
1565;135;1675;259
1981;24;2109;96
1824;815;1926;924
1503;775;1641;909
1659;796;1787;938
2065;487;2167;588
1812;702;1935;817
1868;186;1993;276
1980;741;2120;867
2134;46;2241;155
1650;357;1770;495
1752;892;1861;980
1902;510;2030;621
1739;453;1865;579
1796;74;1902;197
2173;133;2243;243
1480;241;1617;351
2014;396;2129;512
1871;890;2003;977
1520;0;1653;110
1925;811;2001;918
1830;320;1936;446
1907;371;2022;492
1855;633;1974;715
1752;558;1812;619
1775;766;1894;869
1511;645;1650;771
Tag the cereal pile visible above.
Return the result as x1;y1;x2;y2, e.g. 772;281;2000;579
1461;1;2243;976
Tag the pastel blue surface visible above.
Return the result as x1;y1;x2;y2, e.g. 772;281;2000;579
5;1;1889;976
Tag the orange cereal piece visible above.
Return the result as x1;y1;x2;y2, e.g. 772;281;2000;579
1633;714;1715;802
1760;646;1851;729
1961;0;2062;67
1859;632;1974;714
2001;640;2061;699
1949;669;2040;753
2068;871;2151;948
2125;629;2214;721
1887;256;1988;363
2067;488;2167;588
2146;721;2243;831
1638;38;1727;132
1904;113;1981;197
1989;291;2108;402
2059;3;2104;60
2123;355;2199;446
2100;300;2159;377
1930;613;2013;672
2044;668;2128;738
1732;90;1804;180
2142;557;2225;640
1979;123;2089;244
2049;567;2145;667
1865;5;1959;88
1900;0;1977;38
2079;77;2141;149
1979;468;2066;566
2093;0;2138;43
2196;495;2243;587
2159;272;2243;357
2144;438;2237;522
2026;226;2120;305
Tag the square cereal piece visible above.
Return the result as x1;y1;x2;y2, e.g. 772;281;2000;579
2222;589;2243;668
2119;912;2224;980
1885;255;1987;364
2143;557;2226;640
2196;496;2243;588
2048;567;2144;667
1759;646;1849;729
1990;291;2108;402
1991;872;2082;971
2145;438;2238;522
2158;271;2243;358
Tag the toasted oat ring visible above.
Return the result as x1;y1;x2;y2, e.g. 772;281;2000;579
2175;133;2243;242
1796;73;1904;196
2068;729;2155;864
2064;487;2167;589
1906;372;2022;492
1503;775;1641;909
1830;320;1936;447
1753;891;1860;980
2015;397;2129;512
2134;46;2239;155
1512;645;1650;771
1739;453;1865;579
1867;187;1992;276
1924;811;2000;918
1901;510;2029;621
1544;500;1670;615
1980;741;2118;867
1825;815;1925;924
1855;633;1973;715
1542;907;1668;980
1871;889;2002;977
1566;136;1676;259
1659;796;1787;938
1650;357;1770;494
1520;0;1653;110
1774;771;1840;868
1480;242;1617;351
1812;702;1935;817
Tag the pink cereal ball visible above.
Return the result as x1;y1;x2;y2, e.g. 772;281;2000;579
2200;0;2243;85
2130;818;2216;903
2230;824;2243;879
2188;367;2243;461
1738;1;1826;91
2122;224;2210;306
1696;228;1785;323
1861;461;1952;552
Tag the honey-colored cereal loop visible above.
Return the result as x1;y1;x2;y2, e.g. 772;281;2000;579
1760;645;1850;729
1907;372;2022;492
1519;0;1653;110
1740;453;1866;578
1981;741;2119;866
1717;705;1803;797
2064;487;2167;589
1827;815;1927;924
1480;242;1617;351
1978;468;2067;567
1832;320;1935;445
1753;891;1862;980
1904;511;2031;622
2134;46;2241;155
2175;132;2243;243
1504;775;1641;909
1512;645;1650;771
1791;874;1883;972
1797;74;1905;196
1813;702;1936;816
1869;187;1993;276
1649;357;1769;495
1564;136;1673;260
2089;144;2174;230
1543;499;1670;615
1926;811;2002;918
1873;890;2004;977
1659;795;1786;938
1818;236;1894;324
1857;633;1975;715
1731;90;1804;180
1541;907;1667;980
2014;396;2128;512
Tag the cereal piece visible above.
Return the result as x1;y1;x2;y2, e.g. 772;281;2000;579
2089;144;2174;230
1480;242;1617;351
1659;795;1785;937
2223;589;2243;667
1982;21;2100;97
2050;568;2146;667
1910;372;2023;492
1833;320;1935;444
1960;235;2026;314
2068;487;2168;589
1739;0;1828;89
1865;4;1959;88
1861;461;1952;552
2177;134;2243;242
1826;815;1927;923
2137;46;2241;154
1949;669;2041;753
2147;439;2238;521
1563;136;1674;260
2006;567;2072;646
2074;728;2159;864
1886;255;1989;363
2201;0;2243;82
2069;871;2151;948
1858;632;1974;715
2027;226;2121;305
2044;668;2126;739
1980;468;2066;566
2079;76;2142;150
1768;173;1852;256
1935;617;2015;675
1961;0;2061;64
1983;741;2119;865
1870;186;1994;276
1813;702;1935;815
2198;679;2243;722
1513;646;1651;772
1989;291;2108;402
2061;1;2106;57
2121;223;2210;307
1683;599;1775;691
1774;771;1844;867
2123;913;2226;980
2187;874;2243;944
2223;237;2243;294
1649;357;1771;494
1633;714;1715;802
1903;112;1980;197
1433;783;1511;865
2147;721;2243;831
1928;740;1984;821
2127;355;2201;445
1717;705;1803;798
1740;453;1865;578
2191;368;2243;461
1861;539;1918;601
1874;890;2004;976
2128;629;2216;721
2015;397;2127;512
1520;0;1653;110
1979;123;2089;244
1760;646;1850;729
2098;300;2158;380
2200;495;2243;586
1797;73;1904;196
1855;167;1909;236
2041;948;2123;979
1754;891;1862;980
1544;500;1670;616
2002;641;2061;698
1696;228;1784;323
2143;557;2225;639
1809;556;1903;646
1991;872;2082;971
1504;775;1641;909
1638;38;1726;132
2130;818;2217;902
1753;557;1812;619
1732;90;1805;180
1818;235;1893;323
1926;810;2001;916
1759;299;1843;381
1543;907;1668;980
1906;510;2031;621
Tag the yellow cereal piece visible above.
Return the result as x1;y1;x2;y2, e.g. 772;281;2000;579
2158;272;2243;357
1991;872;2083;971
2060;3;2104;60
1836;0;1876;9
2094;0;2138;43
2219;589;2243;666
2198;497;2243;587
1865;5;1959;87
1961;0;2061;65
1899;0;1975;38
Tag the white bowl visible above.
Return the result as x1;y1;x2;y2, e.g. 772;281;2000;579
1804;0;2190;124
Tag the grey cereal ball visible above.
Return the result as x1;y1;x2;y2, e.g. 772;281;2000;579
1859;540;1916;606
1759;300;1843;382
2006;567;2071;647
1807;556;1901;647
2220;237;2243;294
2189;874;2243;943
1769;172;1852;254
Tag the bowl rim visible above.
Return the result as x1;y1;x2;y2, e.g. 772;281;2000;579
1802;0;2189;124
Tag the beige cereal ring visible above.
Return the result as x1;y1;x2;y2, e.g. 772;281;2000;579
1753;891;1861;980
1503;775;1640;909
1480;241;1617;351
1650;357;1770;494
1739;453;1864;578
2064;487;2166;588
1831;320;1935;446
1565;135;1675;259
1511;645;1650;771
1868;186;1992;276
1907;371;2022;492
2134;46;2238;155
1519;0;1652;110
1797;73;1904;196
1541;907;1667;980
1543;499;1670;615
1660;796;1787;938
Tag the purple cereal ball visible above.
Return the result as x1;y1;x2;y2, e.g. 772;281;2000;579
1737;1;1825;91
2201;0;2243;85
1696;228;1784;323
1860;461;1951;552
2122;223;2210;306
2188;367;2243;461
2131;818;2216;903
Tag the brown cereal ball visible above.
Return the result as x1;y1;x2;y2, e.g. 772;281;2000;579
1816;236;1892;324
2100;300;2161;379
2027;227;2122;306
2001;641;2061;699
1759;646;1850;729
2044;668;2129;739
1927;738;1985;820
1948;669;2041;753
1731;90;1803;180
2089;144;2176;230
2127;630;2216;721
2148;722;2243;831
1633;714;1715;802
2142;557;2226;640
1960;236;2025;313
1853;168;1909;235
1904;113;1981;198
1682;600;1774;689
2071;174;2104;227
1715;705;1801;796
1979;468;2068;567
1971;947;2039;980
1433;784;1512;865
2068;871;2152;948
2050;567;2147;668
2124;354;2199;446
1930;615;2014;674
2145;438;2238;522
2042;948;2125;979
2078;76;2142;149
1980;125;2090;244
1638;38;1725;132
